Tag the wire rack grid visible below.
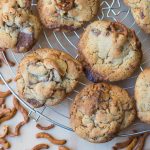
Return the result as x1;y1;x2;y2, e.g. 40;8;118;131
1;0;150;136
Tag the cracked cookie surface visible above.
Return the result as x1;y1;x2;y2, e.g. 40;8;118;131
124;0;150;33
70;83;136;143
16;48;82;107
37;0;99;31
78;20;142;82
135;68;150;124
0;0;41;53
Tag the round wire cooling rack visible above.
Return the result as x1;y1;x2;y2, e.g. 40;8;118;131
1;0;150;137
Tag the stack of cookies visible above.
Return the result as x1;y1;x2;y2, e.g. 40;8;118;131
2;0;150;144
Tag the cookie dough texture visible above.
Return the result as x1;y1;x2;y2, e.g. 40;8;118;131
0;0;41;53
70;83;136;143
124;0;150;33
135;68;150;124
16;48;82;107
37;0;99;31
78;20;142;82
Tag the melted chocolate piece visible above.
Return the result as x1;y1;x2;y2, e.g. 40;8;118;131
15;31;34;53
27;99;43;108
140;11;145;19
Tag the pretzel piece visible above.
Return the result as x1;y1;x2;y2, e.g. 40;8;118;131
36;123;55;130
0;79;12;85
0;138;11;149
9;121;25;137
0;98;5;105
126;137;138;150
3;51;15;66
54;0;74;11
0;108;17;123
0;90;11;98
32;144;49;150
0;126;9;138
0;108;11;118
135;133;149;150
114;137;134;149
13;97;29;123
8;98;29;136
36;132;67;145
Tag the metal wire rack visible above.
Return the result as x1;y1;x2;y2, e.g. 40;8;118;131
1;0;150;137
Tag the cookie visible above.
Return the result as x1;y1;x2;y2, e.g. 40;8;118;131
0;0;41;53
37;0;99;31
70;83;136;143
124;0;150;33
135;68;150;124
78;20;142;82
16;48;82;107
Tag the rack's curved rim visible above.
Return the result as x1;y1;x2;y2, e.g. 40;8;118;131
118;130;150;137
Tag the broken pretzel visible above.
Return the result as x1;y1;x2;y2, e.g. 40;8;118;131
9;97;29;136
0;107;17;123
0;126;9;138
0;138;11;149
32;144;49;150
36;132;67;145
113;132;150;150
0;79;12;85
36;123;55;130
54;0;74;11
13;97;29;123
0;90;11;98
3;51;15;66
0;98;5;105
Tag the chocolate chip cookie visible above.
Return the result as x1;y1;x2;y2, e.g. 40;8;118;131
124;0;150;33
70;83;136;143
0;0;41;53
37;0;99;31
16;48;82;107
135;68;150;124
78;20;142;82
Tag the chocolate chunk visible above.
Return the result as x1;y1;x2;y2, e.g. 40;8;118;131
15;30;34;53
105;31;110;36
140;11;145;19
105;26;112;36
27;99;43;108
106;26;112;32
